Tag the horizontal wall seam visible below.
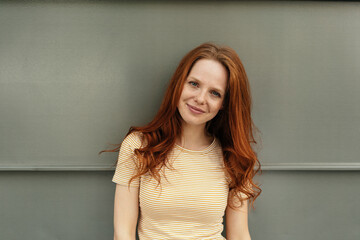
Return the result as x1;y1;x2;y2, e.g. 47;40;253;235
0;163;359;171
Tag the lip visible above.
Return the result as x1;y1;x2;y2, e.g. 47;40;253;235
187;104;205;114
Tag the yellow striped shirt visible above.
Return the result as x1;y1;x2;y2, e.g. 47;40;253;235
112;132;229;239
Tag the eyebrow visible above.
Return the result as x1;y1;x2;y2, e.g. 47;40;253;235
188;77;225;94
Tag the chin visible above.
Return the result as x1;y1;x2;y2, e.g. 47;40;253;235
181;116;209;127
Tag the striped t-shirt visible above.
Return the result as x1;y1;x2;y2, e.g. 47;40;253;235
112;132;229;239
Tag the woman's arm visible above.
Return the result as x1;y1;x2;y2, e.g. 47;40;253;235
113;184;139;240
225;193;251;240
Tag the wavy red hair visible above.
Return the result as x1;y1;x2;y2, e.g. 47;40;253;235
100;42;262;210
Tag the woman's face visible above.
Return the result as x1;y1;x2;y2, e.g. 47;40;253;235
177;58;227;129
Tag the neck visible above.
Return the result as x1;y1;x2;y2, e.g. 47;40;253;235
177;122;213;150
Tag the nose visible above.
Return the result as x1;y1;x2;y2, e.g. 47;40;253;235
194;90;206;104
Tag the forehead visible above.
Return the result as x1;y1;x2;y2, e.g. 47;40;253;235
188;59;228;90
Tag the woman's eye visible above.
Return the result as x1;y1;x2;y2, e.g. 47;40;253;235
189;81;198;87
211;91;221;97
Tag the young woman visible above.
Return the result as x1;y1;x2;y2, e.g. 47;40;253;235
104;42;261;239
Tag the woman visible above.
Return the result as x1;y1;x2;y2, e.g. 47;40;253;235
103;42;261;239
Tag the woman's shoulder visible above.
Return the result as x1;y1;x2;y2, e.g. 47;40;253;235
122;131;144;149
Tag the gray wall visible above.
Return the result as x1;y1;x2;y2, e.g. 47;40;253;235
0;1;359;239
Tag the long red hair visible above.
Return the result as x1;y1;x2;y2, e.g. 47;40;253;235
100;42;262;210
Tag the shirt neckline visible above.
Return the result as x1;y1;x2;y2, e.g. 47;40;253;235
174;137;217;154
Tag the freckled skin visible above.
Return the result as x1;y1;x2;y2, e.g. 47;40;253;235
177;59;228;128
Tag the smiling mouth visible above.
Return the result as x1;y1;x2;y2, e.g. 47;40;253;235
187;104;205;114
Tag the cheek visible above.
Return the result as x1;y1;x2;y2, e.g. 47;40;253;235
210;101;223;112
179;87;188;97
180;88;194;100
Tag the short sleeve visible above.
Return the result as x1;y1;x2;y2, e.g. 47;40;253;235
112;132;142;188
